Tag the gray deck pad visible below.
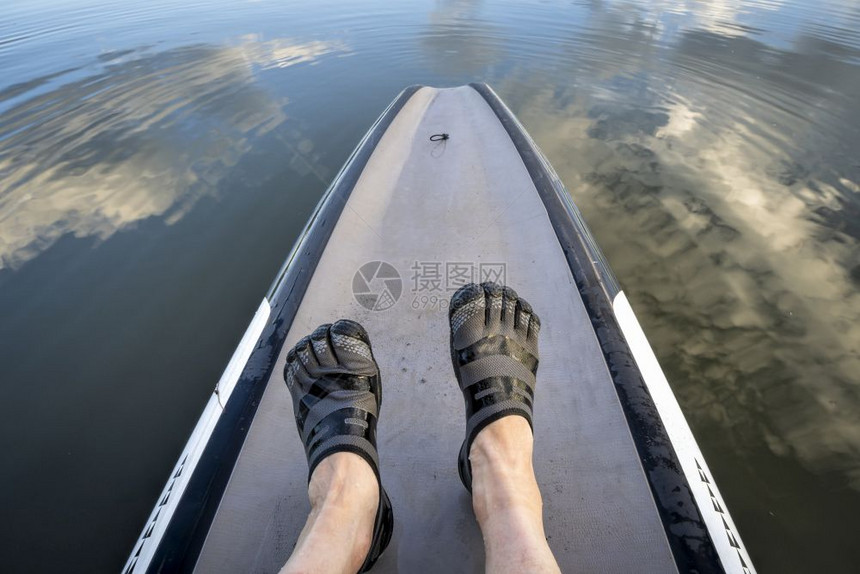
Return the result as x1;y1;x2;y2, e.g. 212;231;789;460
196;86;676;573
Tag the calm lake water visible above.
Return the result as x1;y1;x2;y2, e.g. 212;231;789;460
1;0;859;571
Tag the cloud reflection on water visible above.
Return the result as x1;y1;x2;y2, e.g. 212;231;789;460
1;0;859;569
0;37;345;270
502;10;860;492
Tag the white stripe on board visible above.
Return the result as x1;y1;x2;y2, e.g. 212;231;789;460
122;298;272;574
613;291;756;574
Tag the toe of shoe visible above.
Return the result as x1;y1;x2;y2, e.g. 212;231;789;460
331;319;371;345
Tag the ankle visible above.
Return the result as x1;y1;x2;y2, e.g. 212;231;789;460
308;453;379;511
469;417;542;525
309;455;378;546
470;416;534;476
285;453;379;574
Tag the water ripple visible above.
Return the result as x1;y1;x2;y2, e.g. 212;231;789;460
1;0;859;571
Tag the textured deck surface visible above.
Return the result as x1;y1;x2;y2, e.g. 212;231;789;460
195;86;676;573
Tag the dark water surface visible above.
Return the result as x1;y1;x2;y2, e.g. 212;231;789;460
2;0;859;571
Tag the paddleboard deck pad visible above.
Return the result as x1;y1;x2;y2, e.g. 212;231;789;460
124;84;755;574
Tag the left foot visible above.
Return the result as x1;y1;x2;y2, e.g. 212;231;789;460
284;320;394;572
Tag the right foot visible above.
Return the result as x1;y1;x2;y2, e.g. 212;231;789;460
448;282;541;491
284;320;394;572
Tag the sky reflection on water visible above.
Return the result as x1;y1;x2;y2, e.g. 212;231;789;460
0;36;352;269
0;0;858;571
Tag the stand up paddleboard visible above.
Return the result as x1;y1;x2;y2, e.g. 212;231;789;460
124;84;755;574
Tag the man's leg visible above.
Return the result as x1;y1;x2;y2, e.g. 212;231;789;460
448;283;560;574
279;453;377;574
470;417;560;574
278;320;393;574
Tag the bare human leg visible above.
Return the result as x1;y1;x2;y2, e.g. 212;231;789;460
449;283;560;574
279;452;378;574
470;417;560;574
279;320;393;574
